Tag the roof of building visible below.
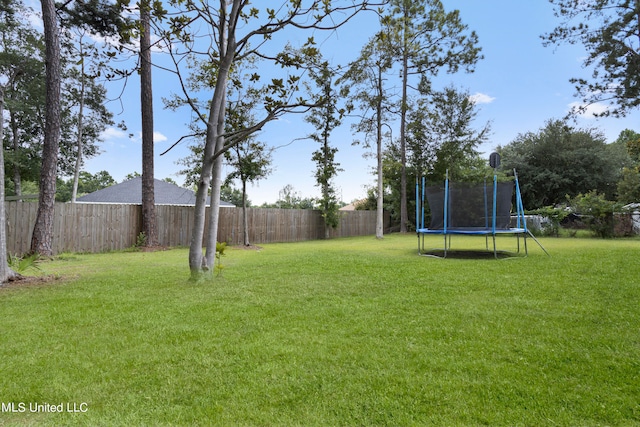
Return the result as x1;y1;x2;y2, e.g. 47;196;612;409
76;177;235;207
339;199;368;211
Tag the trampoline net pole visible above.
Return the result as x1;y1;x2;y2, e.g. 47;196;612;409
415;178;421;254
492;175;498;234
421;177;426;230
415;179;419;231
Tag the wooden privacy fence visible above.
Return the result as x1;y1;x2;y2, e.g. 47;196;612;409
6;202;390;255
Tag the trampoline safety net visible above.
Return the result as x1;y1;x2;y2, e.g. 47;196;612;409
425;181;514;231
414;171;549;258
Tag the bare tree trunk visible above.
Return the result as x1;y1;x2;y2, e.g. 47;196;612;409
203;88;227;270
0;85;19;283
140;1;157;246
71;121;83;202
376;66;384;240
31;0;61;256
189;83;226;279
71;42;86;203
205;155;223;268
189;157;213;278
399;21;409;234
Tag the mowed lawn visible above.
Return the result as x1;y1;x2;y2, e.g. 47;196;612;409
0;234;639;426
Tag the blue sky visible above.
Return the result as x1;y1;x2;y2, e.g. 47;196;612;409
83;0;640;206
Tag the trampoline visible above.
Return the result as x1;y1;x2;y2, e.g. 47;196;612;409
416;170;546;258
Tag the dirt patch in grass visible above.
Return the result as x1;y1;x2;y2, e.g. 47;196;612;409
235;244;262;251
1;274;66;290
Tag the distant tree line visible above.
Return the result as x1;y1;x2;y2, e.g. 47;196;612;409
498;121;640;208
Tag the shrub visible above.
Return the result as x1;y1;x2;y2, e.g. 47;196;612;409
568;191;618;238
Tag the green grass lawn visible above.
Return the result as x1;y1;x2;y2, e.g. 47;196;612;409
1;234;639;426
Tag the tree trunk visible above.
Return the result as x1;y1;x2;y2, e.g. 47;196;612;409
31;0;61;256
71;43;86;203
140;1;157;246
189;9;234;280
188;157;213;279
205;152;224;268
189;83;226;279
242;179;249;246
376;66;384;240
203;81;228;269
399;19;409;234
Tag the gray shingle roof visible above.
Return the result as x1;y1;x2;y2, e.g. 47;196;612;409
76;177;235;207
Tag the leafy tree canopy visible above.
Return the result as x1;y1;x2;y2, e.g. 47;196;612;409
498;119;623;208
543;0;640;117
56;170;116;202
408;85;491;182
261;185;315;210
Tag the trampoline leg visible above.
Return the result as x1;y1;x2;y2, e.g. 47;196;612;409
443;234;448;258
527;230;549;256
493;234;497;259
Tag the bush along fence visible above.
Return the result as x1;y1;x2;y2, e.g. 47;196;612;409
5;202;391;255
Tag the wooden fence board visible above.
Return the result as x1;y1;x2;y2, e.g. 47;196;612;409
5;202;389;255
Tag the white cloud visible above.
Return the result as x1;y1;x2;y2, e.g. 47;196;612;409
135;131;168;143
153;132;168;143
469;92;496;104
568;101;609;118
100;127;128;141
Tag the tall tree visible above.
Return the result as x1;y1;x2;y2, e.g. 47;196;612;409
139;0;157;246
161;1;386;280
69;36;87;203
31;0;125;255
544;0;640;117
382;0;482;232
224;136;272;246
306;61;344;238
60;29;115;202
223;83;273;246
379;86;489;228
341;33;396;239
31;0;62;256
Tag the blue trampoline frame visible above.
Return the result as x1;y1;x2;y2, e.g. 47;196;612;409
416;170;530;258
